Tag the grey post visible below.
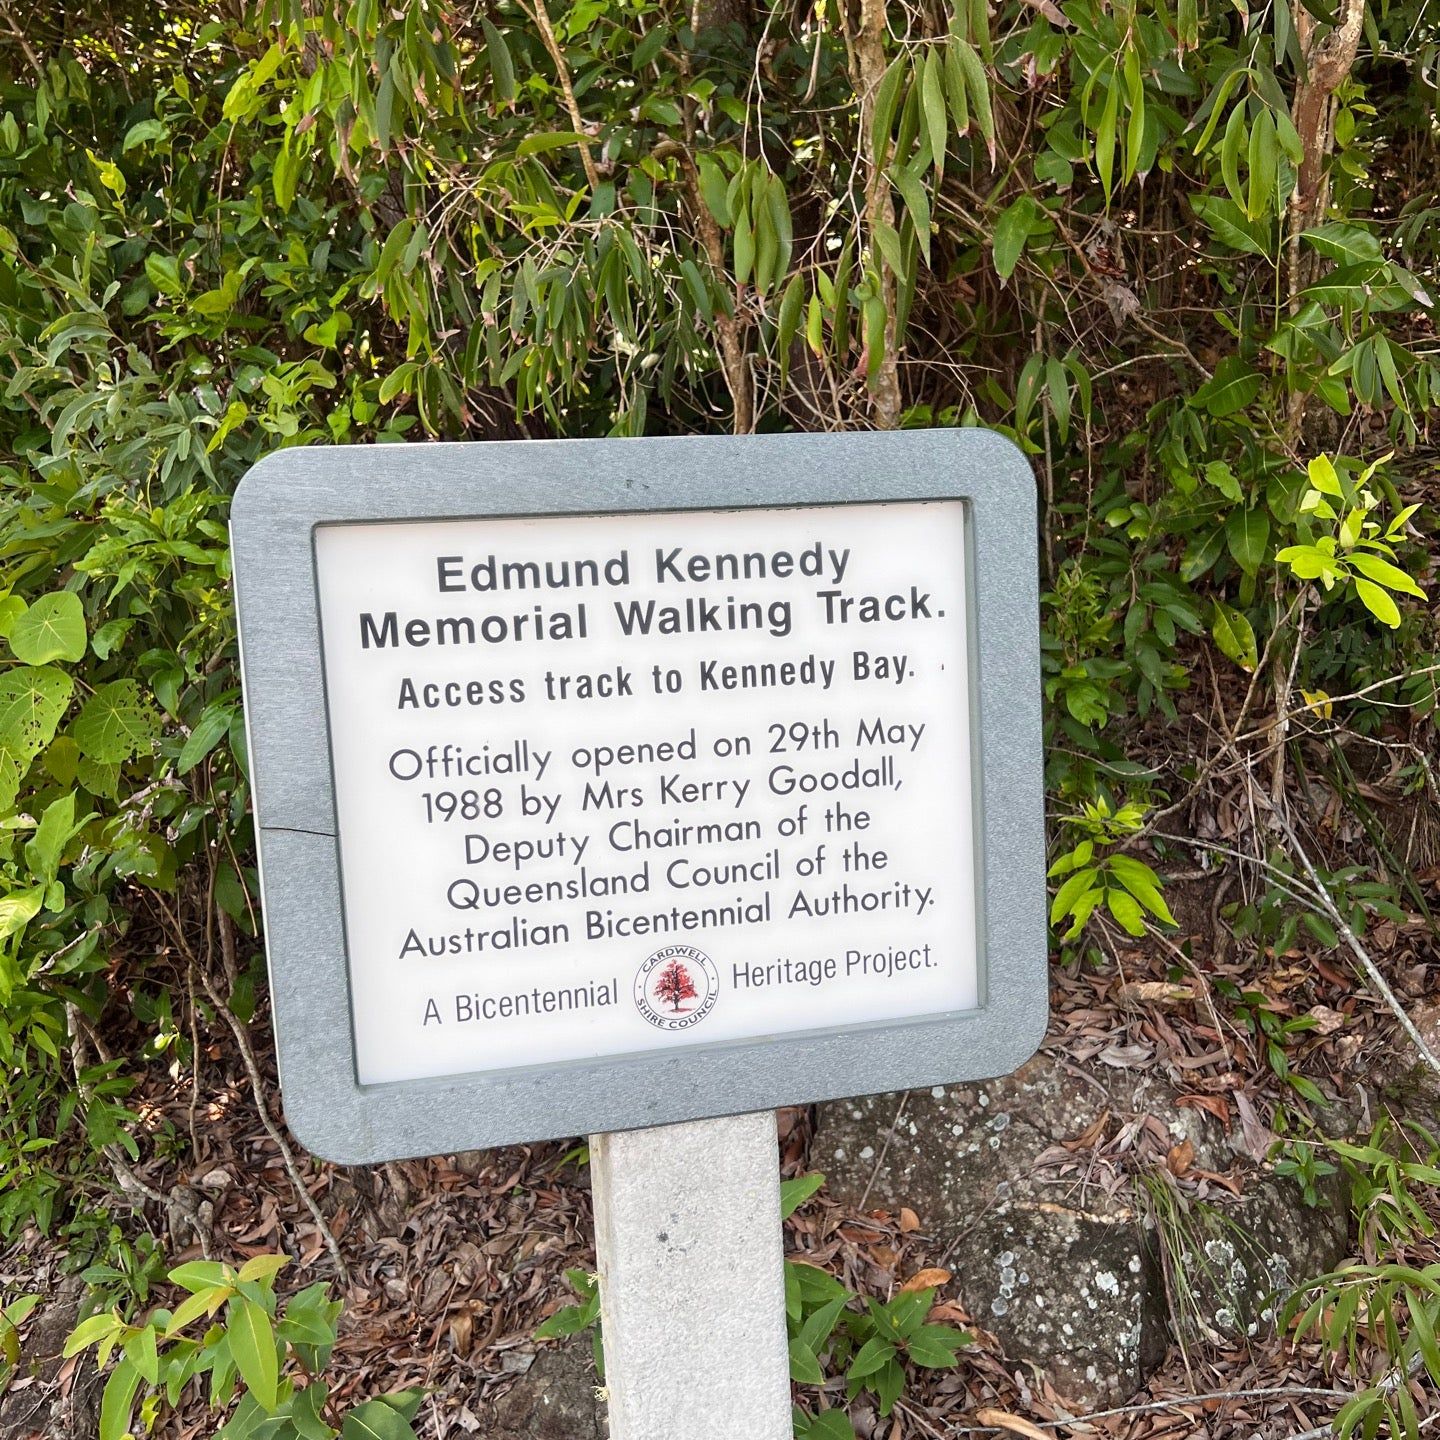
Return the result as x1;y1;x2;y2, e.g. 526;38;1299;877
591;1111;792;1440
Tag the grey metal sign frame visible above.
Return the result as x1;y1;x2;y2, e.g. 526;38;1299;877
231;430;1046;1164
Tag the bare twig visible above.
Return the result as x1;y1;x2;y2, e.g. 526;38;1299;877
0;1;42;78
1267;804;1440;1081
150;891;350;1281
198;965;351;1283
856;1091;909;1216
947;1383;1351;1433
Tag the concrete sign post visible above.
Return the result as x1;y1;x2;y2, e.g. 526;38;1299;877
231;430;1046;1437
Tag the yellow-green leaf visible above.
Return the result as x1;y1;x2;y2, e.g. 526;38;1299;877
229;1297;279;1412
9;593;86;665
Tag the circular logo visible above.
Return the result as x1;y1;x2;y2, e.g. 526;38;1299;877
633;944;719;1031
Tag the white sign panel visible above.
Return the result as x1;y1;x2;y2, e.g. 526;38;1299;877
313;501;975;1086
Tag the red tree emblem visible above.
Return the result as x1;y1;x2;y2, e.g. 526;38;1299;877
653;958;698;1013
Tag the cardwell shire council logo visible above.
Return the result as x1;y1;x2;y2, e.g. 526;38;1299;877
633;944;719;1031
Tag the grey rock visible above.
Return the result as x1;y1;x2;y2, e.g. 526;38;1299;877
0;1277;103;1440
489;1341;606;1440
1165;1163;1349;1344
817;1053;1349;1408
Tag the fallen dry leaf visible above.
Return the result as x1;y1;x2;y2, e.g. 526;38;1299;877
1307;1003;1346;1035
1166;1138;1195;1176
1117;980;1196;1008
1177;1093;1231;1127
1062;1110;1110;1151
975;1407;1050;1440
899;1267;952;1292
898;1206;921;1233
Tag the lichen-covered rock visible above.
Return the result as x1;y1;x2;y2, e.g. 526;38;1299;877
488;1341;606;1440
816;1053;1349;1408
1169;1163;1349;1344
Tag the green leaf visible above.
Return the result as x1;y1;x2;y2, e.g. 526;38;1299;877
1180;527;1227;582
377;1391;425;1424
952;38;994;162
872;222;906;283
164;1286;230;1337
733;204;754;284
228;1298;279;1412
73;680;160;764
1050;866;1099;926
1094;79;1119;197
921;48;947;174
1353;577;1401;628
481;19;515;104
178;703;234;774
799;1295;850;1356
0;884;43;941
1108;854;1177;925
880;1288;933;1337
1190;195;1272;257
0;665;73;809
1211;599;1258;671
273;138;300;212
1246;106;1277;220
873;1357;904;1415
905;1329;962;1367
124;1325;159;1386
0;594;25;638
1193;356;1264;417
992;196;1034;282
291;1383;333;1440
696;154;731;227
891;165;931;267
1106;885;1147;936
168;1260;232;1292
780;1172;825;1219
847;1335;897;1379
1303;222;1383;265
516;131;588;158
62;1311;122;1358
342;1397;421;1440
9;592;86;664
806;1413;857;1440
1307;454;1343;496
145;253;183;297
100;1358;142;1440
534;1304;592;1340
26;791;77;884
1203;460;1243;503
237;1254;290;1285
1226;508;1270;575
1348;551;1425;597
869;56;907;166
788;1337;826;1384
123;118;169;152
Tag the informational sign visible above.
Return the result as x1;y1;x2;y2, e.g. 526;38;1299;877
231;432;1045;1162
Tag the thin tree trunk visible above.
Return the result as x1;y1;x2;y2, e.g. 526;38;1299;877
854;0;902;429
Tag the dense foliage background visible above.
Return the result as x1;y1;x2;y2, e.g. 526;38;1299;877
0;0;1438;1435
